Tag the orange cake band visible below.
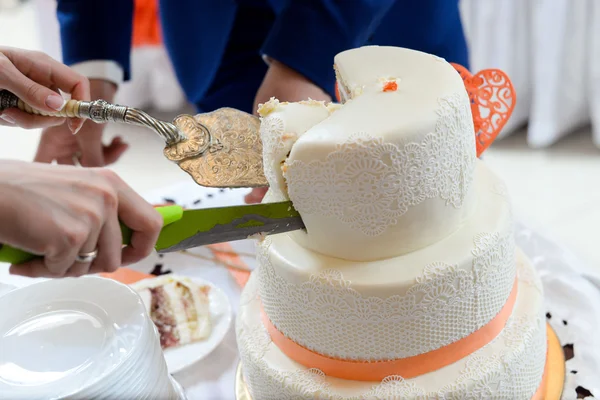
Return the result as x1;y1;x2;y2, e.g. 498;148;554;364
261;278;519;382
531;343;549;400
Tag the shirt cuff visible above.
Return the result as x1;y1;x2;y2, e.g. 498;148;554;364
70;60;124;87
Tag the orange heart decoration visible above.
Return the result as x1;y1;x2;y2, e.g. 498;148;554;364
451;63;516;157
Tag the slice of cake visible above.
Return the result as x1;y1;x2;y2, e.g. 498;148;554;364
133;276;211;349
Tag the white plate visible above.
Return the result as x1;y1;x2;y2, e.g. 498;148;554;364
170;375;188;399
0;282;15;298
135;275;233;374
0;277;148;398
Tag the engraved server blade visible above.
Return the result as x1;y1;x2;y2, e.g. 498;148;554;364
154;201;304;253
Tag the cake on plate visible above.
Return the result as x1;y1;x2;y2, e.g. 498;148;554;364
235;46;547;399
133;275;211;349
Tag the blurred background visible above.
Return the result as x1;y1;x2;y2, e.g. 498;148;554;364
0;0;598;269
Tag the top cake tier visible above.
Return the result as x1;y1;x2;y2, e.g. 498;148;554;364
260;46;477;261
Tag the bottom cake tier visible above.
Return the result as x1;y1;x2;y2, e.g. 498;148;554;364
236;249;547;400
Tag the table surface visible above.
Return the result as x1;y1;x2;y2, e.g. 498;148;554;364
1;181;599;400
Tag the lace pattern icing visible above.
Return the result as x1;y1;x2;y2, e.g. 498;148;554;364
237;272;547;400
259;115;287;193
491;181;509;198
283;92;476;236
516;254;544;294
258;227;516;361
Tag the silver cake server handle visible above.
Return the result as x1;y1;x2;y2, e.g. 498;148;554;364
0;89;187;145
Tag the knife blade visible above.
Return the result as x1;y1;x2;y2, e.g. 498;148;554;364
154;201;304;253
0;202;304;265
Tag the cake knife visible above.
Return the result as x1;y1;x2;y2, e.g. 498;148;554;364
0;203;304;265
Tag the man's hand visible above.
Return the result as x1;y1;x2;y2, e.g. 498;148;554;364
248;59;331;204
253;59;331;116
35;79;129;166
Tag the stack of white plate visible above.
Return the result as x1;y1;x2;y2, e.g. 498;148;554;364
0;276;186;399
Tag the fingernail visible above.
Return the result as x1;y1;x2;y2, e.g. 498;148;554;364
45;94;66;111
0;114;15;124
68;119;83;135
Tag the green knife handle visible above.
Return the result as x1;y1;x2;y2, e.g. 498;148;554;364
0;205;183;265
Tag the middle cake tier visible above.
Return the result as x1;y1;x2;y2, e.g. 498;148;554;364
258;160;515;361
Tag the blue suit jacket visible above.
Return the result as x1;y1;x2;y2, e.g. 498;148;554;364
57;0;468;114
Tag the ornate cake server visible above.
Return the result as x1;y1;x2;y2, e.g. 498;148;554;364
0;89;186;145
162;109;265;188
0;90;267;188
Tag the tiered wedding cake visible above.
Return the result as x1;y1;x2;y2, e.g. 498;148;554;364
236;46;547;399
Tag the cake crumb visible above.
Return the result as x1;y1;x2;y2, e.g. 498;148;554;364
378;76;400;91
248;232;267;242
281;132;297;141
298;98;327;108
327;103;343;113
257;97;280;117
352;86;364;97
382;80;398;92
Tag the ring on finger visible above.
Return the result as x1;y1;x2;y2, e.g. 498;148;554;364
75;248;98;263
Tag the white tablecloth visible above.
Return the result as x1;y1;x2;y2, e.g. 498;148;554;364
1;181;599;399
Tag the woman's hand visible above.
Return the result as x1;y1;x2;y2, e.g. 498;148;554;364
0;46;89;133
35;79;128;166
0;160;163;278
249;59;331;204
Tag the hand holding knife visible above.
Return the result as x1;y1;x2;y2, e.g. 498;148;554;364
0;202;304;265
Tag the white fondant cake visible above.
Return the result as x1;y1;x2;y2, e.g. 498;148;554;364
237;46;547;399
260;47;477;261
258;163;515;361
238;252;546;399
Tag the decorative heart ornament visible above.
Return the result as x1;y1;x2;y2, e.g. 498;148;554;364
450;63;516;157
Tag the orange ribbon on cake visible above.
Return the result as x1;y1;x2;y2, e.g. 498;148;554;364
262;278;518;381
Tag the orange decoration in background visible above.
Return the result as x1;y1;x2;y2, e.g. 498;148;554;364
451;63;516;157
207;243;251;287
334;81;341;103
132;0;162;47
100;268;154;285
382;81;398;92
